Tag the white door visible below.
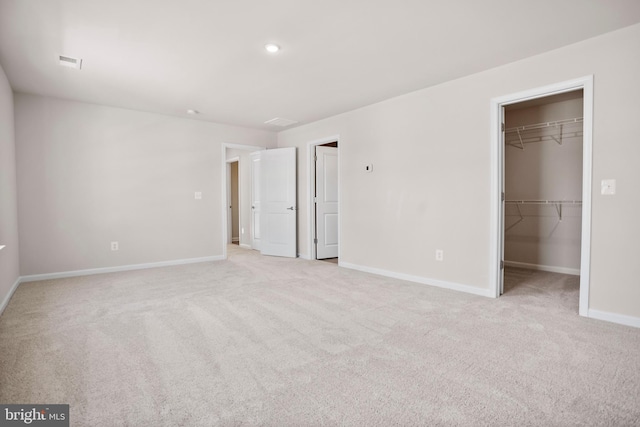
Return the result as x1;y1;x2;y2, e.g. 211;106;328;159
260;147;297;257
315;146;339;259
250;152;261;250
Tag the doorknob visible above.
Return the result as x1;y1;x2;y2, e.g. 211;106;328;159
286;206;296;210
251;206;255;209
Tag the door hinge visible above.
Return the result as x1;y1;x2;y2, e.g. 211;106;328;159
314;238;318;244
501;122;505;132
314;154;317;162
501;192;505;202
314;196;317;203
500;260;504;269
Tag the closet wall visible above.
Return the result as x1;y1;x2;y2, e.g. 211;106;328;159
504;91;584;273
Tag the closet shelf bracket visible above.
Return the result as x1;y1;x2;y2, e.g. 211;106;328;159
505;203;524;231
549;123;563;145
516;128;525;150
555;203;562;222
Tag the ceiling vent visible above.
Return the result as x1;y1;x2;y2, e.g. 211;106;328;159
59;55;82;70
264;117;298;127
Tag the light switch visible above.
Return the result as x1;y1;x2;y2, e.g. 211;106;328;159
601;179;616;195
365;164;373;173
195;191;202;199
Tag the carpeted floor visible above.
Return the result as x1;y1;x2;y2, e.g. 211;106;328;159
1;245;639;426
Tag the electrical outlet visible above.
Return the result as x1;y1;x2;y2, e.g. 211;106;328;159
194;191;202;200
435;249;443;261
111;241;119;251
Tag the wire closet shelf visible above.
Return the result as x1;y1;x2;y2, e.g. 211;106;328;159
504;200;582;231
505;117;583;149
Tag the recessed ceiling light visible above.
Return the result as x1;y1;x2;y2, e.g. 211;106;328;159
187;109;199;115
59;55;82;70
264;44;280;53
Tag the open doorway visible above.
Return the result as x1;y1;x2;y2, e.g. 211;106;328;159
221;143;267;259
221;144;297;259
491;77;593;317
226;160;240;245
308;137;340;262
503;90;584;307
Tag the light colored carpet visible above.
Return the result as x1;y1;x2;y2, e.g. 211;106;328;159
1;246;639;426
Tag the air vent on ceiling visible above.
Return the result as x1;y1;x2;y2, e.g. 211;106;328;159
264;117;298;127
59;55;82;70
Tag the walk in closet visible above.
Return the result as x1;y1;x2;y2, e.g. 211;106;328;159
503;90;584;296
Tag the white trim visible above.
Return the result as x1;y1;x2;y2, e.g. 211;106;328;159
579;78;594;317
297;253;311;260
0;276;21;317
306;135;340;261
20;255;224;283
340;261;493;298
504;260;580;276
221;143;268;259
490;76;593;316
489;98;503;298
588;309;640;329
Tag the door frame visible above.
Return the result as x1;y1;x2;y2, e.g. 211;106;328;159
489;76;593;317
307;135;341;260
221;143;267;259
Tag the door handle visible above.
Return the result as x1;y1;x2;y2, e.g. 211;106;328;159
286;206;296;210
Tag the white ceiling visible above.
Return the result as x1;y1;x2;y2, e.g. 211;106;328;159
1;0;639;131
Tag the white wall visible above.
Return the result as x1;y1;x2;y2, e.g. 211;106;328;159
277;23;640;319
0;62;19;312
15;94;276;275
504;97;583;271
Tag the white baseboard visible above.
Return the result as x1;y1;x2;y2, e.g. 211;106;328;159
588;309;640;329
504;260;580;276
297;253;311;260
20;255;224;283
339;261;493;298
0;276;21;317
232;237;239;243
239;243;252;249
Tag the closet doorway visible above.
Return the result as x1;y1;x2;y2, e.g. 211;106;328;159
308;136;340;262
226;159;240;245
221;143;267;259
504;91;583;304
491;77;593;316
